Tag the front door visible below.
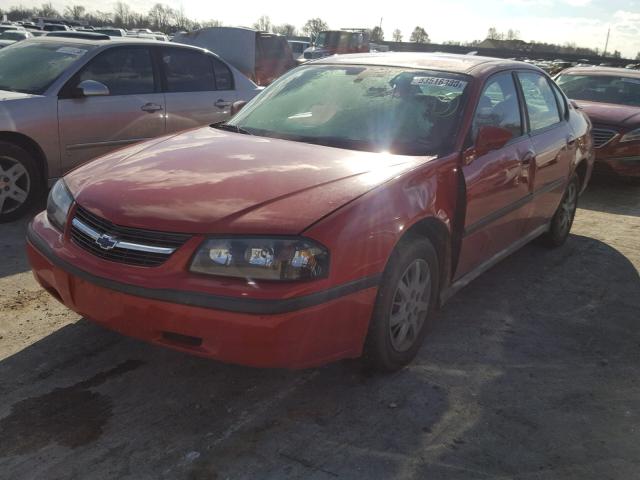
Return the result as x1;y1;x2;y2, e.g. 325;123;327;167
161;48;237;133
456;71;535;279
58;46;165;173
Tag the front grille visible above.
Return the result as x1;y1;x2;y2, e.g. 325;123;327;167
70;206;191;267
591;127;618;148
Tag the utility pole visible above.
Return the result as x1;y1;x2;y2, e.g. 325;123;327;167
603;26;610;57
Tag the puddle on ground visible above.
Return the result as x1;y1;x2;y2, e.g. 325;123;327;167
0;359;144;456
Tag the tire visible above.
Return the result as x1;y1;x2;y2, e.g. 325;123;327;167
362;236;440;372
0;141;42;223
537;174;579;248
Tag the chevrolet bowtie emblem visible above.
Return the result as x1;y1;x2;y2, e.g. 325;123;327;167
95;233;118;250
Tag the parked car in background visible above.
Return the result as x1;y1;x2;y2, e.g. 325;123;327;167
0;37;261;222
0;30;32;48
303;29;370;60
93;27;127;37
173;27;296;86
287;40;310;61
27;53;593;371
0;25;25;34
42;24;71;32
556;66;640;178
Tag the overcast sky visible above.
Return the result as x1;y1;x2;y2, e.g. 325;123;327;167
13;0;640;58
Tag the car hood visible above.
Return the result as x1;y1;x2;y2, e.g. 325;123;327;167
575;100;640;127
65;127;433;235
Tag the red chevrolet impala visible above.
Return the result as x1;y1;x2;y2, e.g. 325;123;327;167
27;53;594;371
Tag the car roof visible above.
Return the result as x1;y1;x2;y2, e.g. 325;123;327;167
312;52;541;76
26;36;209;51
559;66;640;78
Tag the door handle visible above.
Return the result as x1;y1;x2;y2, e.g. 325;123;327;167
141;102;163;113
215;99;232;109
521;151;536;166
567;135;576;146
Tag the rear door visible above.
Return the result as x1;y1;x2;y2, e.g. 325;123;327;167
456;71;535;278
161;47;237;133
516;71;572;230
58;45;165;172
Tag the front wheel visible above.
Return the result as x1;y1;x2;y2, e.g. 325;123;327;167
538;174;579;248
362;237;440;372
0;142;42;223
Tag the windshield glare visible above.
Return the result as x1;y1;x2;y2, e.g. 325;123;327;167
228;65;470;155
0;41;94;94
556;74;640;107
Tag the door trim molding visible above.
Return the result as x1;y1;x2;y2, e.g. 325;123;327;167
441;223;549;304
463;177;565;237
66;137;150;151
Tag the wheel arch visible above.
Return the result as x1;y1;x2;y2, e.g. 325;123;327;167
574;158;589;194
395;216;452;306
0;131;49;183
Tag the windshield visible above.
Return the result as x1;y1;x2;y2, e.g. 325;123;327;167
0;41;94;94
556;74;640;107
227;65;470;155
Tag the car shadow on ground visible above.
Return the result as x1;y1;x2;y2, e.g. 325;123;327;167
0;233;638;479
580;175;640;217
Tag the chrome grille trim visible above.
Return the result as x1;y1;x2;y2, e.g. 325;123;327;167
69;206;191;267
71;218;176;255
591;128;618;148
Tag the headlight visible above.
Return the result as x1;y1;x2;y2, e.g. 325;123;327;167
46;179;73;231
190;237;329;281
620;128;640;143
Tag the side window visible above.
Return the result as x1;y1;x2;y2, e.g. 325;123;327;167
517;72;561;131
212;57;234;91
163;48;215;93
78;47;154;95
550;81;567;119
472;72;522;141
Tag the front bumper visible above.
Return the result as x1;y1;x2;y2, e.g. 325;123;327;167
26;215;378;369
594;155;640;178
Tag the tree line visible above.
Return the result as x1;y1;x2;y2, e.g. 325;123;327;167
1;4;636;59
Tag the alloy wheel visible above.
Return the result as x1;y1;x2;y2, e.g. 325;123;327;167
558;181;577;235
0;156;30;215
389;259;432;352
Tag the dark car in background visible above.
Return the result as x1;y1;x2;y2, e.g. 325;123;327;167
557;67;640;178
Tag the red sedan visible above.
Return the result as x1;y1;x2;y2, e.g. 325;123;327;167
27;53;594;371
556;66;640;178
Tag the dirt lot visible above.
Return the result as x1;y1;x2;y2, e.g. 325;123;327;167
0;177;639;480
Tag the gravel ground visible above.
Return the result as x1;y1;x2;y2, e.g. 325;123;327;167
0;176;638;480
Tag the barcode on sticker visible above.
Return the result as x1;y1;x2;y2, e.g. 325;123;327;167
411;77;467;90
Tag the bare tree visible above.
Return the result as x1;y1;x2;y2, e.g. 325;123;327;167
253;15;272;32
39;2;59;18
487;27;503;40
410;26;429;44
148;3;173;31
201;19;223;28
506;29;520;40
113;2;132;28
64;5;85;20
370;26;384;42
172;4;189;30
302;18;328;40
392;29;402;42
273;24;297;37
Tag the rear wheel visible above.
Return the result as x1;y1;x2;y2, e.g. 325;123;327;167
362;237;439;372
0;142;42;223
538;174;579;247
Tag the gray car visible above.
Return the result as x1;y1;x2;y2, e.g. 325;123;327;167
0;37;261;222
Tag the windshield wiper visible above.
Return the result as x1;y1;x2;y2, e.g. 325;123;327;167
212;122;252;135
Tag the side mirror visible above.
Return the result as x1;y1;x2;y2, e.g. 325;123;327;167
75;79;109;97
464;125;513;164
230;100;247;116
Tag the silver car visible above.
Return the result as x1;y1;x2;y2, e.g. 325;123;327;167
0;37;261;222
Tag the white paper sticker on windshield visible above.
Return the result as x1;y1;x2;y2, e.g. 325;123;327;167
56;47;87;56
411;76;468;91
